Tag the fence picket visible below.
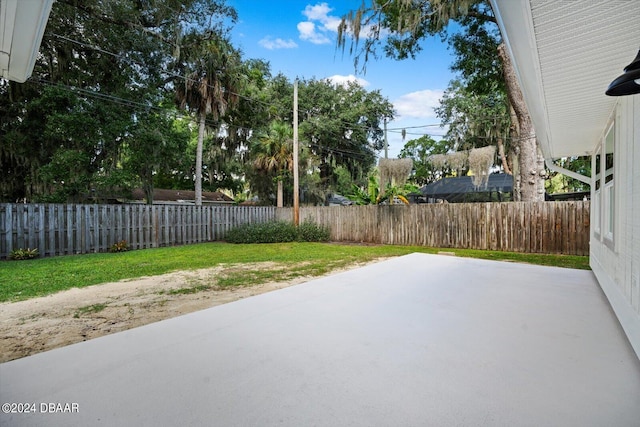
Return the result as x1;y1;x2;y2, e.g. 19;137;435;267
1;202;587;259
0;204;277;258
276;201;590;256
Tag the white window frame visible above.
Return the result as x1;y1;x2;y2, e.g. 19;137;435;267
602;121;615;248
592;145;601;238
604;181;614;241
593;187;601;236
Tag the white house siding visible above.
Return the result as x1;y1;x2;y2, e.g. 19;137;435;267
590;95;640;357
490;0;640;359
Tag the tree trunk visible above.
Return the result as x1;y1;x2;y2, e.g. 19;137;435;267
507;103;520;200
319;162;333;191
497;43;545;202
276;178;283;208
497;137;511;175
510;148;520;201
143;181;154;205
195;113;205;206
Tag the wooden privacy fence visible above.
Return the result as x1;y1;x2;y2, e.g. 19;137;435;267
1;201;590;258
277;201;590;255
0;204;276;259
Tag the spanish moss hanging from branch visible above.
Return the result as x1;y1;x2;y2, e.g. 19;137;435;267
378;157;413;195
468;145;496;187
447;150;468;171
427;153;448;170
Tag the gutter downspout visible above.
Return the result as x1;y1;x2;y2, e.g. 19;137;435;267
545;158;591;185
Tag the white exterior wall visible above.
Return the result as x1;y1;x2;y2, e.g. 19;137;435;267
590;95;640;357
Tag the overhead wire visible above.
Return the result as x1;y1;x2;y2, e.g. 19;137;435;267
39;27;515;163
45;33;354;131
40;32;400;161
46;31;473;145
48;0;515;157
30;74;381;164
47;30;510;136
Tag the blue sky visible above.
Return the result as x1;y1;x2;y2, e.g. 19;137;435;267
227;1;456;158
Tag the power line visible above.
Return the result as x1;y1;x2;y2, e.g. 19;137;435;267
41;30;511;160
47;33;375;140
46;3;515;152
386;124;443;131
29;79;377;164
47;32;287;113
47;32;514;150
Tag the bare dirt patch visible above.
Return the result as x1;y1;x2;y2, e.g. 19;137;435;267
0;260;381;363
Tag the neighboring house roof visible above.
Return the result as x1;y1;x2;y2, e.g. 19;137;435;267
548;191;590;202
419;174;513;199
490;0;640;158
326;194;354;206
130;188;234;204
0;0;53;82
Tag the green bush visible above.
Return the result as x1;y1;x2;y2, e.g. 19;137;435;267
226;220;330;244
298;220;331;242
9;248;39;260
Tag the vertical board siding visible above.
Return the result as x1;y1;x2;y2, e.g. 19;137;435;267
0;204;276;259
277;201;590;255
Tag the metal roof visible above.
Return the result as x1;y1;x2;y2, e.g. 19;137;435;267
491;0;640;158
419;173;513;197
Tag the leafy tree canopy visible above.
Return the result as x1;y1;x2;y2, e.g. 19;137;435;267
298;79;394;189
398;135;451;186
1;0;238;202
2;0;396;205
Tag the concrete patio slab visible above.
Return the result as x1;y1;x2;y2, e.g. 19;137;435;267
1;253;640;426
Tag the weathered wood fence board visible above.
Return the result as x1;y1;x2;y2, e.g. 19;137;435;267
276;201;590;255
1;201;590;259
0;204;276;259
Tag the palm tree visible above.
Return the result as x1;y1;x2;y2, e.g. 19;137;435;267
253;121;294;207
175;35;242;205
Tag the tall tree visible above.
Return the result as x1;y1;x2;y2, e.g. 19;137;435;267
252;121;295;207
125;111;190;204
436;79;511;174
337;0;545;201
175;33;243;205
298;79;394;190
0;0;239;202
398;135;451;185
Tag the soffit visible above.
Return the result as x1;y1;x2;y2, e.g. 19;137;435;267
0;0;53;82
493;0;640;158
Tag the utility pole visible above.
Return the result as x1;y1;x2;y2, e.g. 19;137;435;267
384;118;388;159
293;80;300;226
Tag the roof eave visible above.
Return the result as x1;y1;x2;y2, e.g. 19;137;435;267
489;0;554;159
0;0;53;82
490;0;640;160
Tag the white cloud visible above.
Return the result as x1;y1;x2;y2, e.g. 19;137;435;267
393;89;444;119
297;21;331;45
325;74;370;87
303;3;341;30
259;36;298;50
298;2;344;45
299;2;387;45
303;3;332;21
321;15;342;32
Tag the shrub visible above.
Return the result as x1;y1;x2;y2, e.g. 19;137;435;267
9;248;39;260
298;220;330;242
226;221;330;244
109;240;130;253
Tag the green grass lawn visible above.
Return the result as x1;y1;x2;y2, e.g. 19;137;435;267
0;242;590;303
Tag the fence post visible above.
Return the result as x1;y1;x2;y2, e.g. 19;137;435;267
0;201;592;258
